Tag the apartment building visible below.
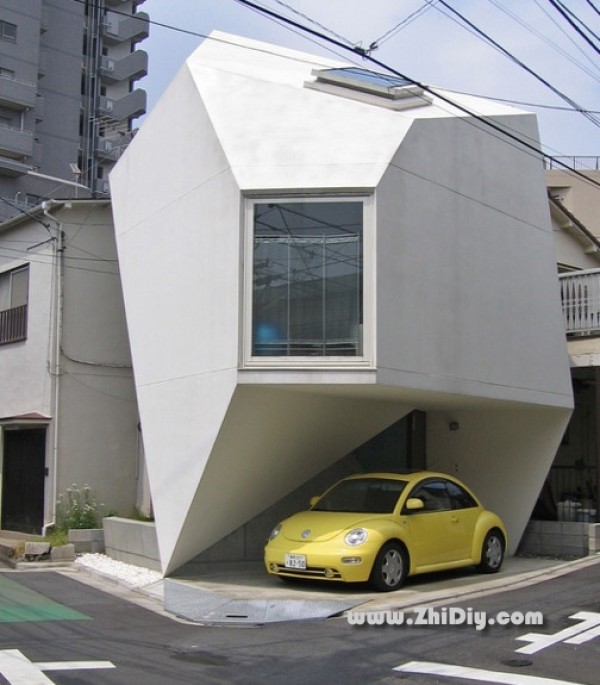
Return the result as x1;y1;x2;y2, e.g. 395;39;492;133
0;0;148;222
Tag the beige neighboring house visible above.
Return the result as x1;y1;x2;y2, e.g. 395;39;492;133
0;199;148;534
542;160;600;527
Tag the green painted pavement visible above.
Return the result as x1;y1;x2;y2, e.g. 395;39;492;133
0;576;89;623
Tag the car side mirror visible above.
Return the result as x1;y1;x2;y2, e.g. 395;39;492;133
405;497;425;511
309;496;320;507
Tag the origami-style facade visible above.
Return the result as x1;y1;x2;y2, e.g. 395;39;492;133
111;32;572;575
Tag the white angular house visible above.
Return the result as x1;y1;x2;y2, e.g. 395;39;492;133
110;32;573;575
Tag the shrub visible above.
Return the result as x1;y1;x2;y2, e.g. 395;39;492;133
56;484;103;531
45;528;69;547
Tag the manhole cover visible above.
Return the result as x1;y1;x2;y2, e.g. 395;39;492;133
502;658;533;668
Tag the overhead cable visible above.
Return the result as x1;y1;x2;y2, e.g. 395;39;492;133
233;0;600;190
434;0;600;128
546;0;600;55
585;0;600;17
369;1;437;52
488;0;600;82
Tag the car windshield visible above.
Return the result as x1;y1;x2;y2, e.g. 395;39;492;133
312;478;408;514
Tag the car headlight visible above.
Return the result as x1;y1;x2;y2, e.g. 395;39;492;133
344;528;368;546
268;523;282;541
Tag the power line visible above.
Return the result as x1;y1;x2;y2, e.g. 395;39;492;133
233;0;600;191
533;0;600;75
446;89;600;114
369;1;437;51
0;197;53;233
434;0;600;128
546;0;600;55
487;0;600;83
585;0;600;18
66;0;600;190
271;0;357;49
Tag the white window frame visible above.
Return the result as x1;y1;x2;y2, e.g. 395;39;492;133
242;194;375;368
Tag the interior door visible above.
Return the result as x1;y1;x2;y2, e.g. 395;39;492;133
1;428;46;533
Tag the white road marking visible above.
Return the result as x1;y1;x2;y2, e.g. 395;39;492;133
394;660;588;685
0;650;54;685
515;611;600;654
0;649;115;685
36;661;115;670
565;622;600;645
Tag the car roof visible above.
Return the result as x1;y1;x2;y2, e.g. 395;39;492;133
341;471;457;483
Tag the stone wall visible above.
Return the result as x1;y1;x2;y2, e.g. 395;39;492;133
518;520;600;557
103;517;160;571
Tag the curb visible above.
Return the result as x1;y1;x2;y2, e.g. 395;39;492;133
355;554;600;613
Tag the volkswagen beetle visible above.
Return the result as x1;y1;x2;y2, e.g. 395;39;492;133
264;471;507;591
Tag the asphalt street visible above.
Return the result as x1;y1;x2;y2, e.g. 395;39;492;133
0;559;598;685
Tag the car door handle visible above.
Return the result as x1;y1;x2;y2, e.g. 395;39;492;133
450;516;459;524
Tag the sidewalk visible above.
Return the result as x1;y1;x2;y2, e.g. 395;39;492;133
75;552;600;625
3;530;599;625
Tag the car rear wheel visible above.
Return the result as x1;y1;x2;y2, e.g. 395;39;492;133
370;542;407;591
477;530;505;573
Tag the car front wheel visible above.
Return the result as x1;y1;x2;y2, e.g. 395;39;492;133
370;542;407;591
477;530;505;573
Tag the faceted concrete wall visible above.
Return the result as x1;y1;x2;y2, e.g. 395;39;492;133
111;32;572;574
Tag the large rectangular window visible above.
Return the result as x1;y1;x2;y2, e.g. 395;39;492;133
247;198;369;362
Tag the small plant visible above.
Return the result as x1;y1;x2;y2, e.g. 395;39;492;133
45;527;69;547
56;484;103;531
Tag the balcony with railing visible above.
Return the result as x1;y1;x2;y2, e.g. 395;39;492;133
559;269;600;336
103;11;149;45
100;50;148;84
96;135;127;162
0;124;34;159
545;156;600;171
0;304;27;344
0;75;36;109
97;88;146;122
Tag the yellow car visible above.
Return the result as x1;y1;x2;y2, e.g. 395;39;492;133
264;471;507;591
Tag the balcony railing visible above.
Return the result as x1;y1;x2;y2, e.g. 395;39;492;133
97;88;146;122
0;304;27;344
0;75;37;109
0;124;34;159
545;156;600;171
103;11;149;44
559;269;600;336
100;49;148;83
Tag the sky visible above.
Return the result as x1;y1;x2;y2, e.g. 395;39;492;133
140;0;600;160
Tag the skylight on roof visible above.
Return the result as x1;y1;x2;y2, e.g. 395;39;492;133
317;68;414;94
306;67;432;111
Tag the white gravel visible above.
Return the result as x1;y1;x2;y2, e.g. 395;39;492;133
75;553;162;588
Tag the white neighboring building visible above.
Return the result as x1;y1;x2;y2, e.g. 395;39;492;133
546;165;600;525
111;32;573;575
0;200;144;533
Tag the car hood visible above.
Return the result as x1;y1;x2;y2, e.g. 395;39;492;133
280;511;383;543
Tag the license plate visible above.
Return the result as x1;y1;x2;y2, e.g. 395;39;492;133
284;553;307;569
